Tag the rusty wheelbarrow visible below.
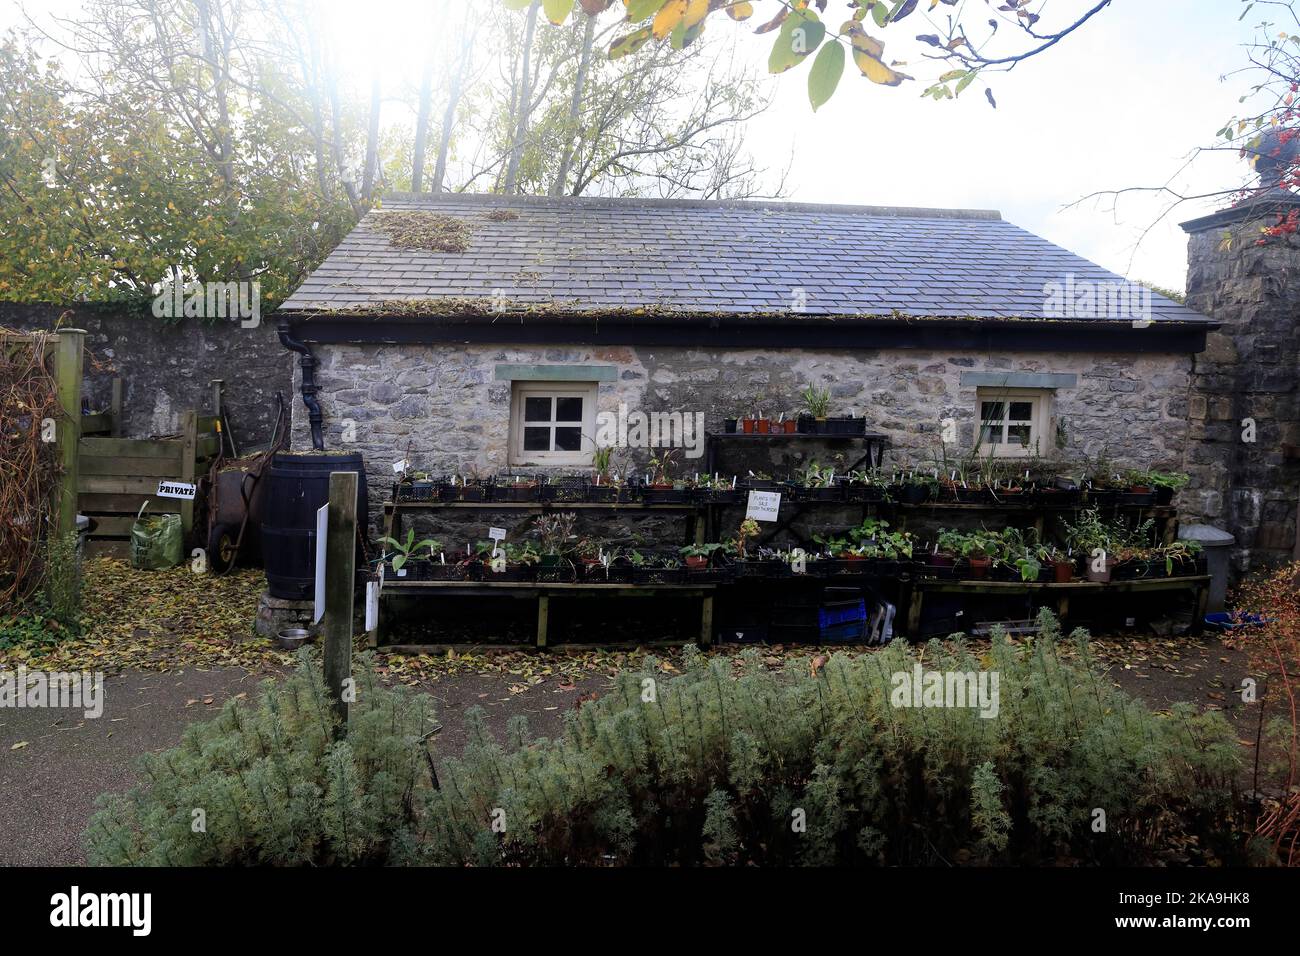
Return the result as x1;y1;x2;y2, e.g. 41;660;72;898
201;391;289;574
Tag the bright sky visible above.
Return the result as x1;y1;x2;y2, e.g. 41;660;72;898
4;0;1267;292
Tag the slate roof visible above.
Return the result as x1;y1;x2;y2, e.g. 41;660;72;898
279;193;1206;324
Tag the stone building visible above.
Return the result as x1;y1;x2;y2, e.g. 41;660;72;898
1180;189;1300;574
276;193;1214;540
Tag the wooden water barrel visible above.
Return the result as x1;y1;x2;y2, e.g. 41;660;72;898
261;451;367;600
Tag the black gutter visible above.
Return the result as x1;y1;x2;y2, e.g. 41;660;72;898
281;312;1216;355
277;318;324;450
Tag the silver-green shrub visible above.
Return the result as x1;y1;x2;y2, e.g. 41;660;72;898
87;611;1244;866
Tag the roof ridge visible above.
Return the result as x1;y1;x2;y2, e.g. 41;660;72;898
378;191;1002;221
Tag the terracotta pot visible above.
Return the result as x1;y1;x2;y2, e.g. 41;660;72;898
968;556;992;579
684;555;708;570
756;419;771;434
783;420;798;434
1053;560;1074;583
742;418;756;434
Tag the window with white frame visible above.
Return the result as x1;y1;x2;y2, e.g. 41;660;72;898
509;381;598;466
976;388;1051;457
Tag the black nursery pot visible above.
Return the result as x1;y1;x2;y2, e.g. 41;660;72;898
895;483;931;505
496;483;540;502
723;418;738;434
643;486;688;504
1155;486;1175;505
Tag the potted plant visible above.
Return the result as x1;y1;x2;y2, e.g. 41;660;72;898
893;473;937;505
800;384;832;434
695;473;741;504
680;542;722;571
630;550;686;584
840;468;887;502
644;449;687;504
379;529;439;580
1033;543;1076;583
1152;470;1190;506
496;473;541;502
929;529;965;569
742;470;777;491
542;473;587;503
486;541;540;582
1159;539;1203;576
1063;508;1129;583
574;536;607;581
794;460;842;502
533;512;577;569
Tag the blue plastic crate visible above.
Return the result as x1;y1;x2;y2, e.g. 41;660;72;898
818;599;866;630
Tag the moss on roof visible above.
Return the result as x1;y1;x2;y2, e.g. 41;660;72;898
370;211;473;253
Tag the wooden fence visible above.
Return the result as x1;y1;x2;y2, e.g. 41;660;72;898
78;410;221;557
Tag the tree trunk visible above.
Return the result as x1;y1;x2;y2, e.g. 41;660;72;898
361;71;381;200
503;0;540;195
411;50;435;193
433;13;475;194
550;13;596;197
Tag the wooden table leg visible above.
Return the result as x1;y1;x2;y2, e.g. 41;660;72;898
906;586;924;636
536;593;550;649
1191;583;1209;635
699;593;714;647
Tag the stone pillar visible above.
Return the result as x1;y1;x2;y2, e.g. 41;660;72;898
1180;191;1300;575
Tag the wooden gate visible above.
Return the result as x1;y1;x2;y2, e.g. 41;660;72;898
78;410;221;557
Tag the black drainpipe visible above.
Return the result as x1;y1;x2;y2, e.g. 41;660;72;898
277;318;325;450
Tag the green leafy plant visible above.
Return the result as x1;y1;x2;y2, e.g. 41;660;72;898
379;529;439;572
648;448;681;486
801;383;832;419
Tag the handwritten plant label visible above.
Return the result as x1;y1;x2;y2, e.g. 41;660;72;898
157;480;197;500
746;490;781;522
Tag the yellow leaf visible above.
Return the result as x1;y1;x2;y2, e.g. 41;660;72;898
683;0;708;29
726;1;753;20
653;0;686;38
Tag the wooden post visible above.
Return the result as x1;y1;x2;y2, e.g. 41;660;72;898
109;378;123;437
536;593;550;649
178;410;197;535
323;471;358;732
53;330;85;542
699;593;714;647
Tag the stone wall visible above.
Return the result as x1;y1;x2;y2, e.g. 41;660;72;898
1181;199;1300;573
0;303;291;450
291;341;1193;538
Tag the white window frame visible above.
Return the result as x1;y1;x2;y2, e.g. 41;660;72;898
509;381;598;467
975;387;1051;458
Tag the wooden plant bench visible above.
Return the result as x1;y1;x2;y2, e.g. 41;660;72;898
374;580;717;650
903;575;1212;637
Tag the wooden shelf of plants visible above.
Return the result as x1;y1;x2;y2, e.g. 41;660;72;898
374;399;1207;646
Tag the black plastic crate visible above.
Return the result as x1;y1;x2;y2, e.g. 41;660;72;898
541;475;588;503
